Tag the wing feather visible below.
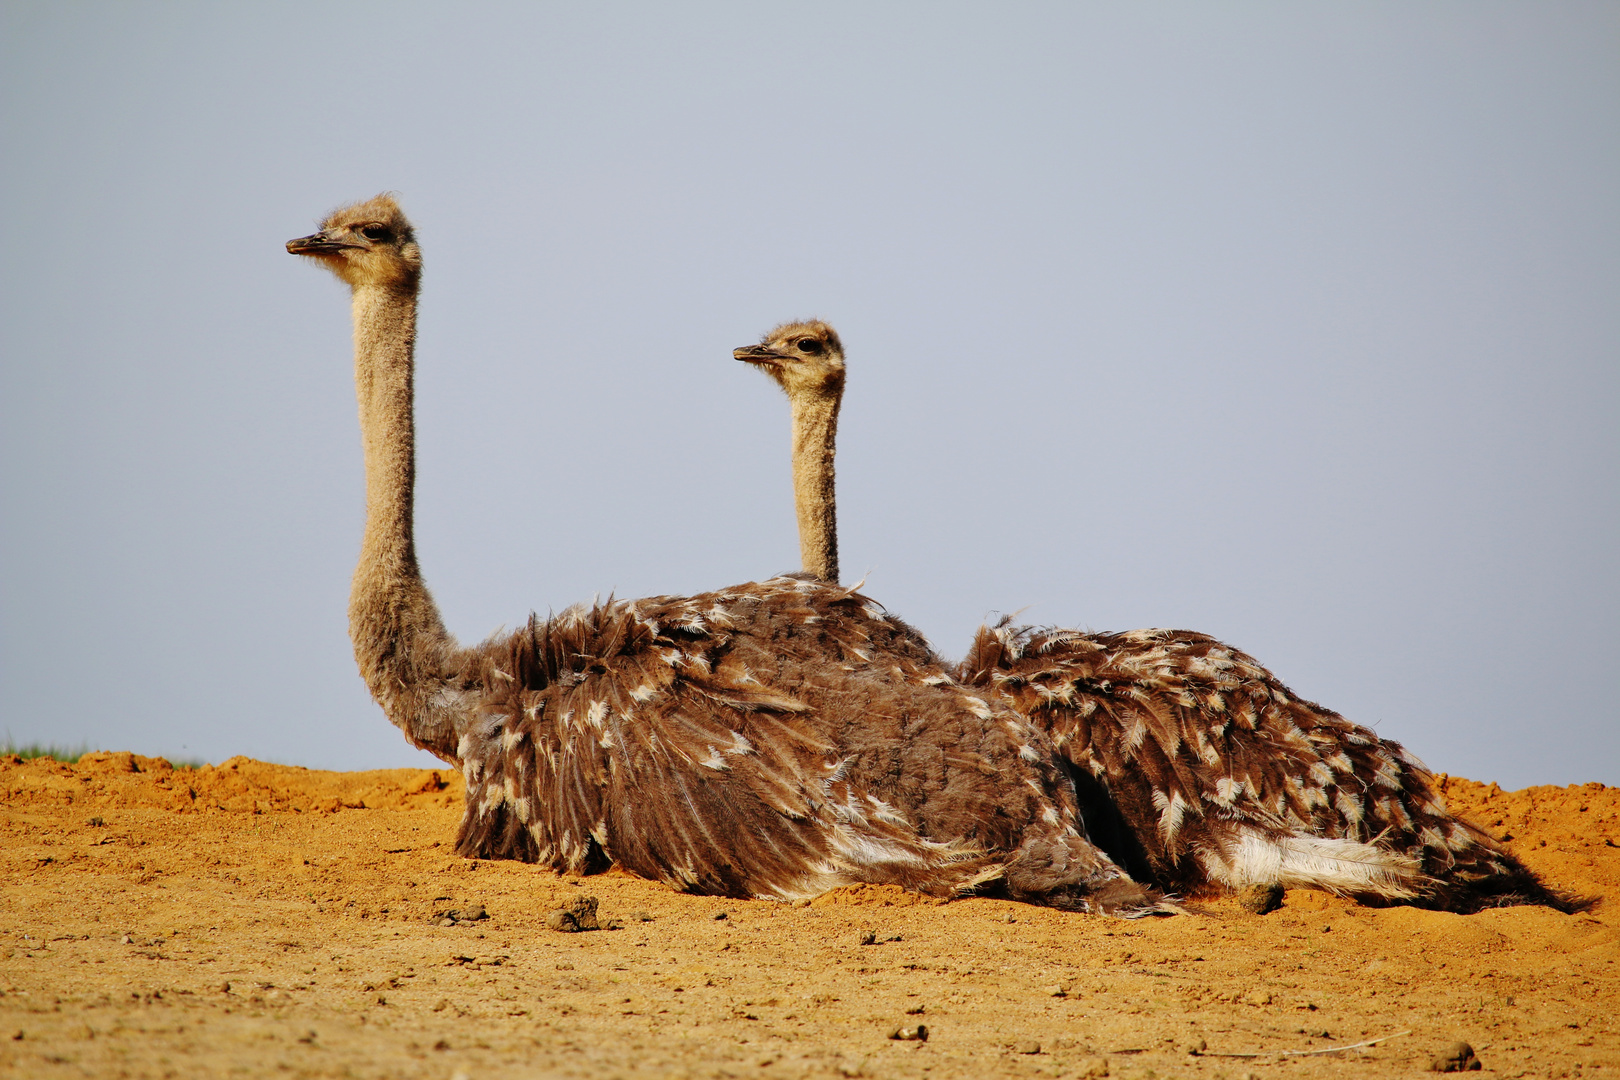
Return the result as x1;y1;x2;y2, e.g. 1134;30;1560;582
451;581;1140;906
955;620;1569;911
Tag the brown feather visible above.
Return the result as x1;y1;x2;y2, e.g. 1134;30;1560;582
453;580;1151;909
956;621;1586;912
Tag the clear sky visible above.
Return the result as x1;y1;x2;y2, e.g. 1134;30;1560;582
2;3;1615;787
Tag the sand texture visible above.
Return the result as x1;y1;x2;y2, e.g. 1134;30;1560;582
2;752;1615;1079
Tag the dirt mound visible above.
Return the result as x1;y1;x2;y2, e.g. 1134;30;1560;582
2;756;1615;1079
3;752;460;814
810;882;951;908
1439;774;1620;902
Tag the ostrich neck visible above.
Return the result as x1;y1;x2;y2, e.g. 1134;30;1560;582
348;282;465;762
790;393;839;583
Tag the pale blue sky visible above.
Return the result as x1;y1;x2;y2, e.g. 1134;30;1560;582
2;2;1616;787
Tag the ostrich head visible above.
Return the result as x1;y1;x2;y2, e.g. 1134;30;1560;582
734;320;846;400
287;193;420;290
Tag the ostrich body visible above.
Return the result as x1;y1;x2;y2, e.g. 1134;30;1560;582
738;320;1575;913
287;197;1161;911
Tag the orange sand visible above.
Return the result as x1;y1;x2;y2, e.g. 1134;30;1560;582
2;753;1615;1078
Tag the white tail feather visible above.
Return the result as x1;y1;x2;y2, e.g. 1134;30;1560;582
1198;827;1425;899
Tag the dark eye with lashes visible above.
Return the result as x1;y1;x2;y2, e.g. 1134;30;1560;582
360;225;389;241
797;339;823;355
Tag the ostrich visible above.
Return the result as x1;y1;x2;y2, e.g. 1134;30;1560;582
736;320;1578;913
285;195;1168;913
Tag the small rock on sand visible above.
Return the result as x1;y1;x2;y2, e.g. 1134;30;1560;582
438;904;487;925
1238;883;1284;915
545;896;600;933
888;1025;928;1042
1076;1058;1108;1078
1430;1041;1483;1072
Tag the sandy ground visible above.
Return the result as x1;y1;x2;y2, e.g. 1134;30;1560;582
1;752;1615;1080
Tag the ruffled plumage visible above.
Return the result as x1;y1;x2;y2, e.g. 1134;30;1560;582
452;578;1161;912
957;620;1583;912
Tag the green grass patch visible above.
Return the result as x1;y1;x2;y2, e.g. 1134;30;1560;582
1;739;97;764
0;737;205;769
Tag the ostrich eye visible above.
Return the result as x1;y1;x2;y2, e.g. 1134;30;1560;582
797;339;823;355
359;225;389;241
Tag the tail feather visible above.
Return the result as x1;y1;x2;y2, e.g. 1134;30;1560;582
1196;825;1425;900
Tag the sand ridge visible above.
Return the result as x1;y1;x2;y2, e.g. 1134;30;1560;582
1;754;1615;1078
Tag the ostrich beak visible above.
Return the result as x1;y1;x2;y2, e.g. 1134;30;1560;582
286;231;358;255
734;344;786;369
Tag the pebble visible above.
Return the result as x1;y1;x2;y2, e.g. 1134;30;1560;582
1014;1040;1041;1054
858;931;877;946
1237;883;1284;915
1430;1041;1483;1072
545;896;600;933
904;1004;925;1015
438;904;488;925
1184;1038;1207;1055
888;1025;928;1042
713;911;729;920
1076;1059;1108;1078
1044;984;1067;997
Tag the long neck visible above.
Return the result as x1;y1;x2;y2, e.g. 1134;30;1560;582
348;282;466;761
790;392;839;583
